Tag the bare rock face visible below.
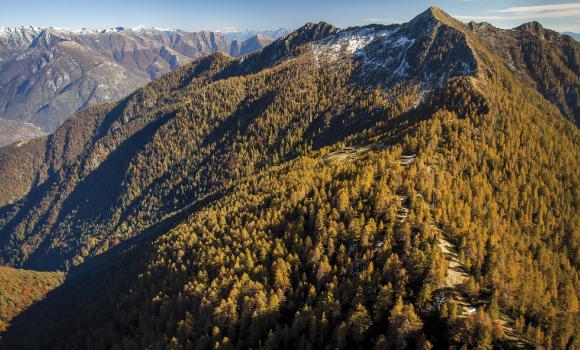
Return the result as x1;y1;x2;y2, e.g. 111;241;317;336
0;27;274;143
230;34;275;57
0;118;46;147
0;26;41;64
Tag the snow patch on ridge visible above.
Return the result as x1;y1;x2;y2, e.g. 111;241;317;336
311;26;398;60
308;22;476;93
0;26;41;39
310;25;418;83
131;25;176;33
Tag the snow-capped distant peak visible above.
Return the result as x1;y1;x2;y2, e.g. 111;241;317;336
0;25;39;33
129;25;176;33
215;29;239;34
0;25;42;40
47;27;94;34
132;24;148;31
153;27;175;32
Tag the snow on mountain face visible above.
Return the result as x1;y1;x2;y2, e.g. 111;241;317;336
310;25;421;89
0;26;42;46
100;27;125;34
311;26;398;59
0;26;41;39
130;25;177;33
352;27;419;85
0;26;42;62
309;15;477;91
0;25;177;41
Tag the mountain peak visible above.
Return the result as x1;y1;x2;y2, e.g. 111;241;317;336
302;21;332;29
425;6;444;17
268;21;339;52
286;21;340;49
516;21;545;34
413;6;445;21
514;21;570;43
408;6;463;30
296;21;340;38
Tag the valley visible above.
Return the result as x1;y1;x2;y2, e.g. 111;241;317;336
0;26;285;146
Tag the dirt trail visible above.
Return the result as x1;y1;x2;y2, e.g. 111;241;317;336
437;238;468;288
324;143;389;163
327;145;530;347
435;236;478;318
436;235;531;348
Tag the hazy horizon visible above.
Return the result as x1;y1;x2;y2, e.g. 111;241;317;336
0;1;579;34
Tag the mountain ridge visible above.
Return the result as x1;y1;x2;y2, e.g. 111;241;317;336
0;7;492;270
468;18;580;125
0;26;275;145
0;7;578;349
0;4;574;272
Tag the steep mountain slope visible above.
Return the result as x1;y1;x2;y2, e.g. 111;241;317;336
469;21;580;125
0;265;64;332
0;118;46;147
230;34;275;57
0;26;41;64
0;27;275;142
0;11;473;271
0;7;578;350
0;34;150;131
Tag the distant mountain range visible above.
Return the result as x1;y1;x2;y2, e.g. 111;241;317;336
563;31;580;41
220;28;290;42
0;26;279;146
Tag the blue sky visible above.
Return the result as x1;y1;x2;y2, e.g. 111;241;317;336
0;0;578;33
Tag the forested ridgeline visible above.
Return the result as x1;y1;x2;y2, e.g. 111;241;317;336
0;7;578;349
469;21;580;125
0;266;64;332
2;50;579;349
0;49;426;271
